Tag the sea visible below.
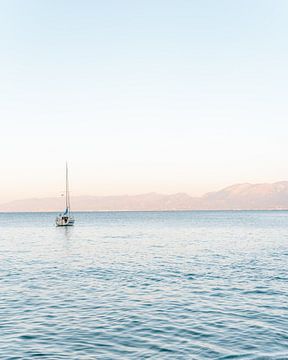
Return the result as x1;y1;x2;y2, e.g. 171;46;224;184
0;211;287;359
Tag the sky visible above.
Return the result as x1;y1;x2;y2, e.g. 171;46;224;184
1;0;288;202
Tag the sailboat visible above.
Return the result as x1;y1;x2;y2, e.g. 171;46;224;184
56;163;75;226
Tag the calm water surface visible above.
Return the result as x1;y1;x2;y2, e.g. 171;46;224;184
0;211;287;359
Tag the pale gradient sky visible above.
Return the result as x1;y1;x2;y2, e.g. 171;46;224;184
1;0;288;202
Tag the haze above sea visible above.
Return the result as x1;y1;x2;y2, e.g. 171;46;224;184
0;211;287;359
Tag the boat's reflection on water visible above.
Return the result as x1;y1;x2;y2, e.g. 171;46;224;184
55;225;75;257
56;224;74;241
63;225;73;240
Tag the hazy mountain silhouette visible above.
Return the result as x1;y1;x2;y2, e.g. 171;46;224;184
1;181;288;211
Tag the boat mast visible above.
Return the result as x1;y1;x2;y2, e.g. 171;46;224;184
66;162;70;213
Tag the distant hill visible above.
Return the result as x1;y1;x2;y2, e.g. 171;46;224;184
1;181;288;211
201;181;288;210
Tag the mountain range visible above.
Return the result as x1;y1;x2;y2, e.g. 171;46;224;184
1;181;288;211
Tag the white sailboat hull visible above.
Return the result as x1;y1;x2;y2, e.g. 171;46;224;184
56;215;75;226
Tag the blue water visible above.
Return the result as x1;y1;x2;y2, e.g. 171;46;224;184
0;211;287;359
